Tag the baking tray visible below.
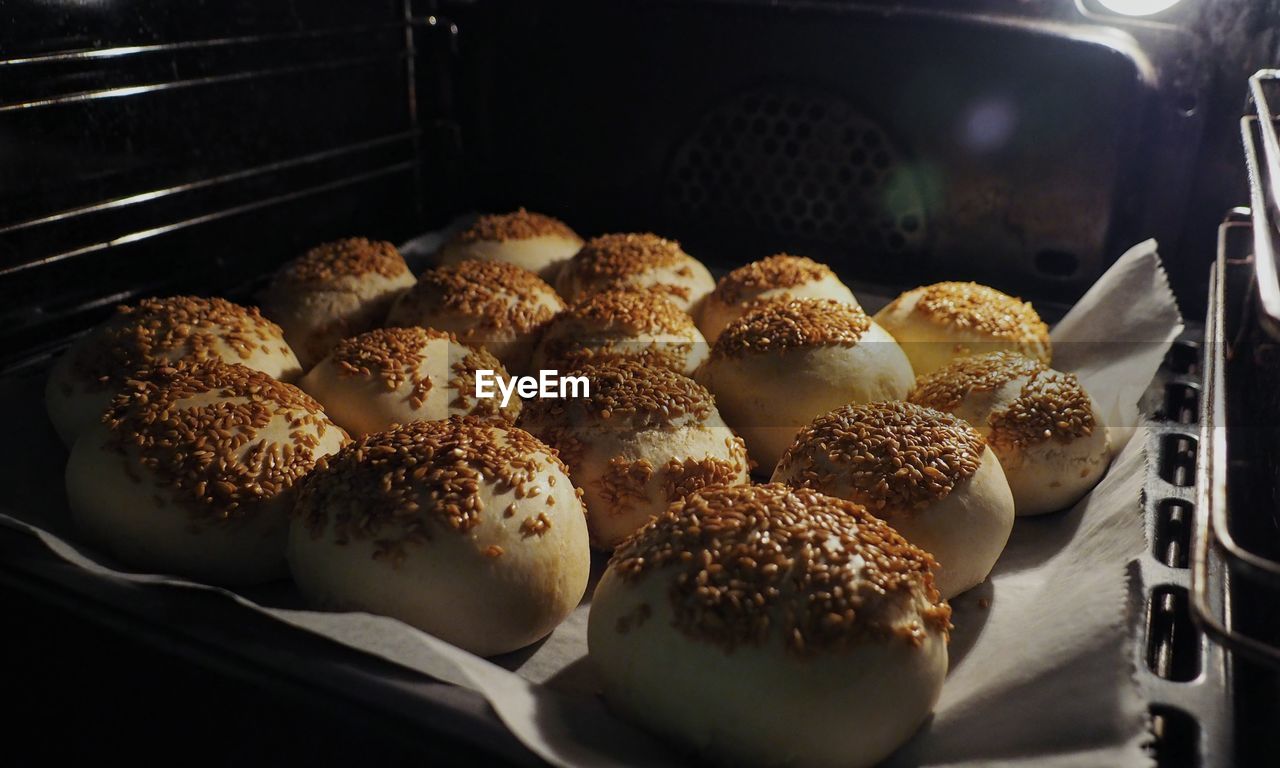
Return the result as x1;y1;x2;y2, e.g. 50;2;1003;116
0;269;1221;767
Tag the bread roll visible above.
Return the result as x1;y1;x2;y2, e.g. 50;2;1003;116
694;298;914;469
773;401;1014;598
387;260;564;374
299;327;519;438
520;359;750;548
262;238;416;369
436;208;583;282
288;416;591;656
65;361;347;585
554;233;714;314
872;281;1050;376
589;483;949;768
698;254;859;342
45;296;301;447
531;290;708;376
909;351;1111;515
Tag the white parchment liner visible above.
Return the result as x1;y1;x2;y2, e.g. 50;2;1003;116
0;238;1182;767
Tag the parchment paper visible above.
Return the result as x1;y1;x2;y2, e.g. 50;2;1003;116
0;238;1182;767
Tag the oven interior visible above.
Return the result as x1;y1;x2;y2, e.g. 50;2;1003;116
3;0;1280;764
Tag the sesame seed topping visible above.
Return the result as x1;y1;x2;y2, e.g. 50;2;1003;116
597;457;656;514
610;483;950;655
710;298;871;359
295;417;568;566
330;327;518;421
520;512;553;538
537;290;700;373
910;282;1049;347
393;260;563;334
560;290;695;335
522;359;716;433
453;208;580;244
332;327;445;409
274;238;410;284
567;233;689;280
776;401;985;512
908;351;1047;411
102;360;344;522
713;254;836;306
987;369;1096;448
908;352;1096;448
70;296;290;393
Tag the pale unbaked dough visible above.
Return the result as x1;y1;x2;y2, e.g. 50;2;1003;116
45;295;301;448
695;298;914;470
287;417;590;656
65;361;346;585
589;484;948;768
261;237;416;369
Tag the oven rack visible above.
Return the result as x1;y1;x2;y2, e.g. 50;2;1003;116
1188;72;1280;669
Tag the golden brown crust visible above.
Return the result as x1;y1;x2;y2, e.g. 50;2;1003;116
777;401;985;513
295;417;565;566
102;360;343;522
70;296;289;393
610;483;951;656
453;208;581;245
908;351;1047;412
713;254;835;306
909;282;1050;347
710;298;870;359
394;260;561;334
275;238;409;285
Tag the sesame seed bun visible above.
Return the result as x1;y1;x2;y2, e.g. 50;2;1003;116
64;361;348;585
436;209;584;282
773;400;1014;598
872;281;1051;376
908;351;1111;515
520;360;750;549
386;260;564;375
554;233;715;314
531;290;709;376
298;327;520;438
45;295;302;447
262;238;416;369
589;483;949;768
287;416;591;656
694;298;915;470
698;254;860;342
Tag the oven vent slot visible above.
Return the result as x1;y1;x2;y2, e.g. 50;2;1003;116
1145;585;1201;682
1160;383;1199;425
1157;434;1197;487
1146;705;1200;768
1153;500;1193;569
1164;341;1201;376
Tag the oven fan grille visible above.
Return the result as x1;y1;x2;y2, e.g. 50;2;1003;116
664;89;927;255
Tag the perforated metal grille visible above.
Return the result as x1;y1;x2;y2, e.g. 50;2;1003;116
664;89;926;253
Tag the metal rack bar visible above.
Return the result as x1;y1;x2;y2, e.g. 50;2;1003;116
1246;71;1280;339
1189;211;1280;668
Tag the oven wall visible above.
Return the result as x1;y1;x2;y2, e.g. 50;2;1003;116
448;0;1228;309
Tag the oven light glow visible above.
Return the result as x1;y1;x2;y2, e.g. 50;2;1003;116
1094;0;1183;16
